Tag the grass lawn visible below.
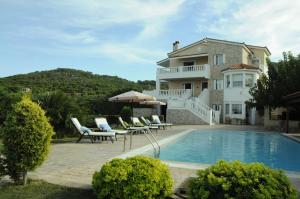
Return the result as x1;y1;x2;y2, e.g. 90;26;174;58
0;180;96;199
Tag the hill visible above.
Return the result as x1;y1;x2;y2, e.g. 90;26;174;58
0;68;155;97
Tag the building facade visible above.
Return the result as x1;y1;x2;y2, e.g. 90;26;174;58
144;38;271;125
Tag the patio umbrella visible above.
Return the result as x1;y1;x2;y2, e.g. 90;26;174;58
109;90;156;118
140;100;166;106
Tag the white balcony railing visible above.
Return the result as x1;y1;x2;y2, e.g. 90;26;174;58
143;89;191;100
157;64;210;79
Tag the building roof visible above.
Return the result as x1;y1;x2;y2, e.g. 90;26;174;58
221;63;261;72
167;37;271;57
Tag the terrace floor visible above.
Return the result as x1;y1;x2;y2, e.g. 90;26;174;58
28;125;300;192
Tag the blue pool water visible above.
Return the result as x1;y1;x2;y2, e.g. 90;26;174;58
152;130;300;172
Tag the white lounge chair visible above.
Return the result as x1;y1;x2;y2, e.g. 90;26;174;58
95;118;128;140
132;117;158;132
71;117;115;143
118;117;148;134
152;115;172;128
140;116;166;130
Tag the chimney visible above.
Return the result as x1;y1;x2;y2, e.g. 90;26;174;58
173;41;179;51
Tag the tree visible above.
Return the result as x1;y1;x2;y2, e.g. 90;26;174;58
2;97;54;185
37;91;80;137
248;52;300;110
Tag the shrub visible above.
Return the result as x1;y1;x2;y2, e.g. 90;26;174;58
92;156;173;199
37;91;80;137
2;97;54;185
189;160;298;199
120;106;132;122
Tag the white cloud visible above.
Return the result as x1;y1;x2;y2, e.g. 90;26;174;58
197;0;300;59
17;27;97;44
97;43;164;64
2;0;185;64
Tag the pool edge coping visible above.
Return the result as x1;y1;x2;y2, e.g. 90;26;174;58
113;129;195;160
113;128;300;179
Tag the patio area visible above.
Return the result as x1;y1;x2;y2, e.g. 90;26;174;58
28;125;300;192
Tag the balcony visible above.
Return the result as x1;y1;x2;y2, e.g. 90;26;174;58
157;64;210;80
143;89;192;100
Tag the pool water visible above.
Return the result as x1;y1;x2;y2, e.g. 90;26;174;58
150;130;300;172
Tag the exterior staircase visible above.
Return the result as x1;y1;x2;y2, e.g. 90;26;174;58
167;97;220;125
144;88;220;125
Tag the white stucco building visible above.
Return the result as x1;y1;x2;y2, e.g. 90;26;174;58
143;38;271;125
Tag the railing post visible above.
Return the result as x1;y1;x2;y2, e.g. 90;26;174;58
209;109;213;125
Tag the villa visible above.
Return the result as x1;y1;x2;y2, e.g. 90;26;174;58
144;38;271;125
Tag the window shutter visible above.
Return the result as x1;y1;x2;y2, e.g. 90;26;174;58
213;55;216;65
223;53;226;64
220;80;223;89
213;80;216;90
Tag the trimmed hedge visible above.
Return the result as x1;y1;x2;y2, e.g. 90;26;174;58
189;160;298;199
92;156;173;199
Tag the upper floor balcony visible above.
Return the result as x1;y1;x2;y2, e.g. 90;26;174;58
157;64;210;80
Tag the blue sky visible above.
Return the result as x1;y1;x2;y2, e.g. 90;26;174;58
0;0;299;81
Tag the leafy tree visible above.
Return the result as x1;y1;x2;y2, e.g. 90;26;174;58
120;106;132;122
2;97;54;185
37;91;80;137
0;88;23;126
248;52;300;110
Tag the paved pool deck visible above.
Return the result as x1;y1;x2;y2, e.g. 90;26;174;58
28;125;300;191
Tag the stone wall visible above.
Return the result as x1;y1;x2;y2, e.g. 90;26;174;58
133;108;158;117
166;109;207;125
263;107;299;132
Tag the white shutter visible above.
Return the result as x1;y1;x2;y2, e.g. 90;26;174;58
223;53;226;64
213;55;216;65
213;80;216;90
220;80;223;89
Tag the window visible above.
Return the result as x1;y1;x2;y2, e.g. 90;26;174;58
226;75;230;88
212;104;222;111
232;104;242;114
213;80;223;90
214;54;224;65
245;74;254;87
183;61;194;66
232;74;243;87
202;82;208;91
225;104;230;114
251;57;260;65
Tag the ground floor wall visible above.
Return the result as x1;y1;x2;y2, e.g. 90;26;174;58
133;108;158;117
166;109;207;125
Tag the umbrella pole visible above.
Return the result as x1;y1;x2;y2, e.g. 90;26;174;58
130;100;133;150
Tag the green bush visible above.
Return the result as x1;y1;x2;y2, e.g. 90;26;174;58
119;106;132;122
2;97;54;184
92;156;173;199
37;91;80;137
189;160;298;199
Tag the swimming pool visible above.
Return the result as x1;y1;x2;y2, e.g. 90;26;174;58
147;130;300;172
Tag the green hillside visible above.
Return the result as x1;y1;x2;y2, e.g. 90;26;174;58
0;68;155;96
0;68;155;136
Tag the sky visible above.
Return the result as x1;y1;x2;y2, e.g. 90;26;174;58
0;0;300;81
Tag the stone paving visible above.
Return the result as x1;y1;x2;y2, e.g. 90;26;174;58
28;125;300;192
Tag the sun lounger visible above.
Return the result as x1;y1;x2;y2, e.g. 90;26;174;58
140;116;166;130
95;118;128;140
132;117;158;132
118;117;148;134
152;115;172;128
71;117;115;143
